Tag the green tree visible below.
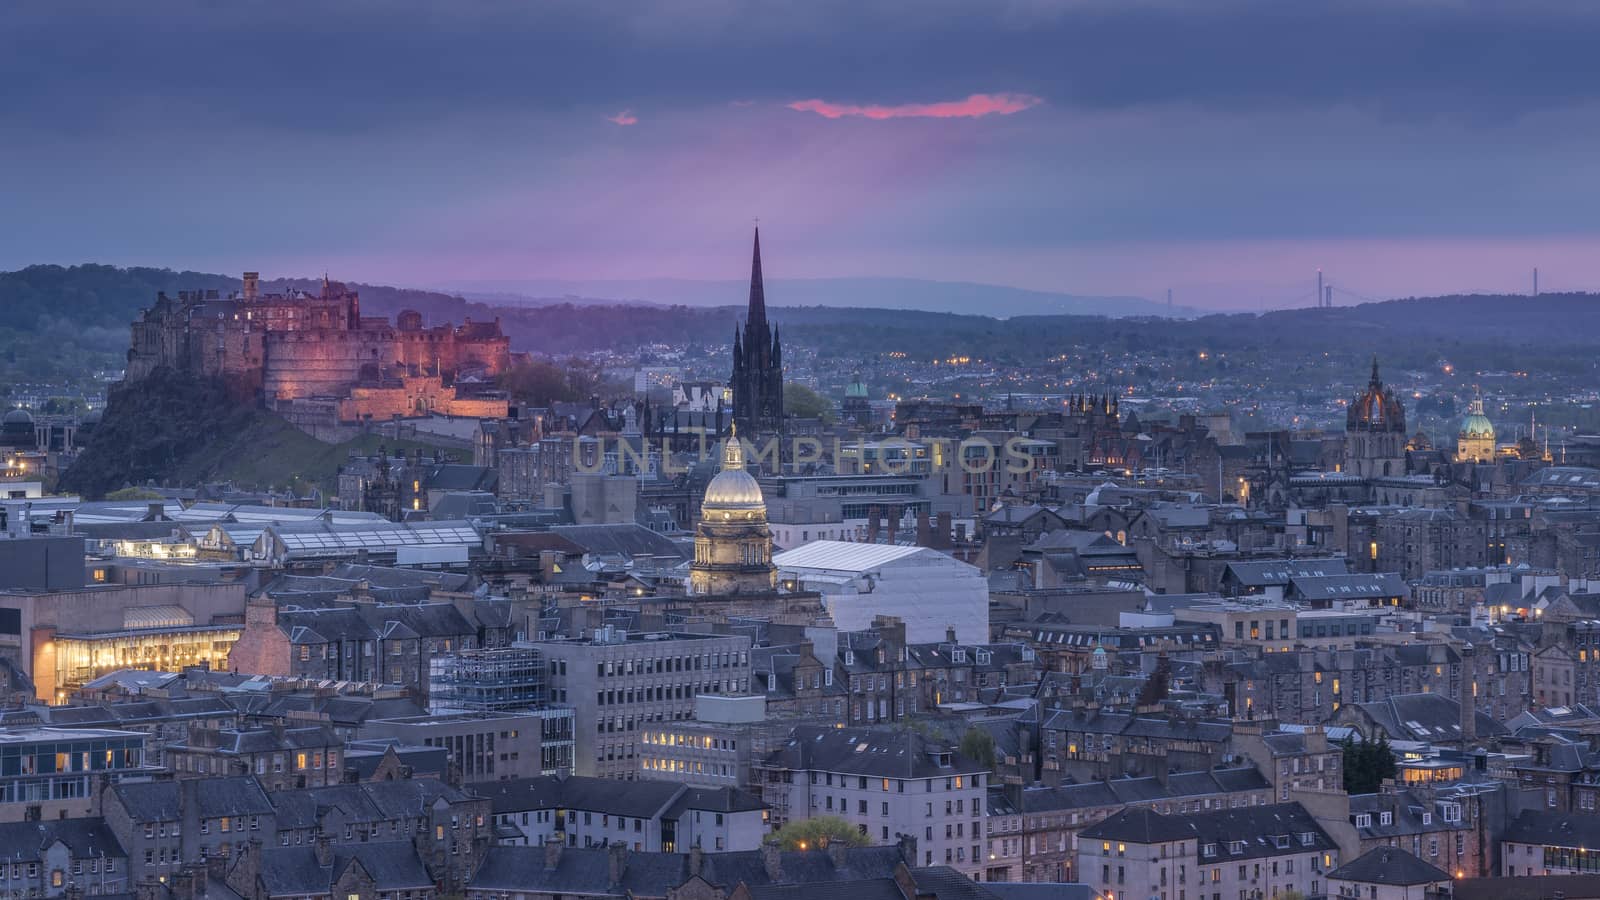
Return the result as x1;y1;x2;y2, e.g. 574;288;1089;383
106;486;164;501
499;359;580;406
1342;733;1398;794
960;726;998;771
769;816;871;851
784;382;832;422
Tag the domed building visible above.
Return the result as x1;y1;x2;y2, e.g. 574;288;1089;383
1455;390;1496;463
0;408;36;449
841;372;870;424
690;425;777;595
1344;357;1408;478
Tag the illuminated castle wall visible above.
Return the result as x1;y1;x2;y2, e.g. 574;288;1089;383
125;274;510;431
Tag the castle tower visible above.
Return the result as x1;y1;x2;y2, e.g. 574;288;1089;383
690;425;777;595
730;228;784;436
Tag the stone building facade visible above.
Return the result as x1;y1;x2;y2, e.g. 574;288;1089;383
124;274;510;433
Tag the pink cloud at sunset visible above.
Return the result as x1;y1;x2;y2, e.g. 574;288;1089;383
607;109;638;126
786;93;1042;120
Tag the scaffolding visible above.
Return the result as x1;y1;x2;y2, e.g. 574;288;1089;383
428;646;546;714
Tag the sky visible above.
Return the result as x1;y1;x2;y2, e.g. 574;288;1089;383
7;0;1600;310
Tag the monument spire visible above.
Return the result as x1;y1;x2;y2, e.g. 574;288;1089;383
747;226;767;329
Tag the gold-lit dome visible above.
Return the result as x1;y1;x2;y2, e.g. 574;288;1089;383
701;427;766;511
691;424;776;595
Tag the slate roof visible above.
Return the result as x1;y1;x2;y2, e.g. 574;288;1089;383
1291;573;1408;601
469;845;911;895
114;775;275;821
745;879;908;900
0;818;126;863
111;781;183;822
272;602;475;644
1328;847;1449;886
344;741;450;780
984;884;1093;900
1081;803;1335;861
1014;767;1268;814
172;725;341;758
1041;709;1233;744
1354;692;1506;743
762;726;988;779
1453;875;1600;900
1223;559;1349;588
550;524;687;560
272;779;472;830
257;841;433;896
468;775;766;821
1503;809;1600;848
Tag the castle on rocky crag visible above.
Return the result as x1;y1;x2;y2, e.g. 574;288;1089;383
125;272;511;439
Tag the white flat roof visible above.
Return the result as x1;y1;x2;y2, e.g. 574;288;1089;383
773;540;935;573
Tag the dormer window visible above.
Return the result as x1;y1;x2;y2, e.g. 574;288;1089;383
1379;812;1392;826
1202;843;1217;858
845;650;855;666
953;648;968;663
1274;835;1289;849
1354;814;1372;828
1229;841;1246;855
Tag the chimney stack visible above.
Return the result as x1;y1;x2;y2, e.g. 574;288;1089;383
1461;643;1477;742
607;842;628;889
827;837;849;868
544;837;563;871
916;512;932;547
761;840;783;881
242;272;259;301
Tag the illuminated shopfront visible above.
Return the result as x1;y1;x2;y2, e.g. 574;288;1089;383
50;609;239;700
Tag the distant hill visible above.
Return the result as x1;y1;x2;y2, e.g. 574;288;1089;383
4;263;1599;371
442;276;1181;319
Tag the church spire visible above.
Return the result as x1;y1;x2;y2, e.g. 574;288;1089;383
748;226;767;329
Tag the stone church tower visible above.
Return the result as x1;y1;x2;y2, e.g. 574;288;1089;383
730;228;783;435
690;425;777;595
1345;356;1409;478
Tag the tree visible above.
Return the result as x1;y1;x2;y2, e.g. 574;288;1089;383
1342;733;1398;794
960;726;998;772
769;816;871;851
784;382;832;422
499;359;580;406
106;486;164;501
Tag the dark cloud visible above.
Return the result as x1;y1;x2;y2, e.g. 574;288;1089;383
7;0;1600;135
